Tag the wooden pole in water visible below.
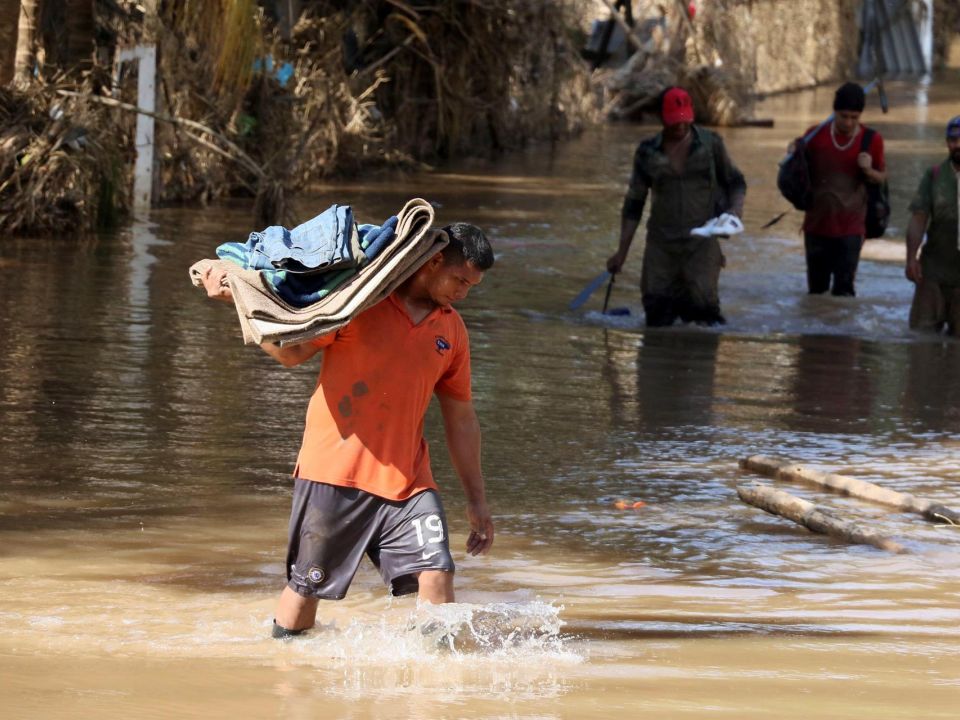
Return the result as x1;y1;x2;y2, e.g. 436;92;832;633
736;483;907;554
740;455;960;525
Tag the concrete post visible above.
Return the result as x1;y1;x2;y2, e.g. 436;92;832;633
116;45;157;213
918;0;934;74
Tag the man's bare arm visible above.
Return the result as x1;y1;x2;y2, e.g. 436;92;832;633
858;152;887;184
259;341;322;367
905;211;927;283
608;215;641;274
438;393;494;556
201;265;323;365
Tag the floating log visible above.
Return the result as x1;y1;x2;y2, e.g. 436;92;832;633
737;483;907;554
741;455;960;525
731;118;775;128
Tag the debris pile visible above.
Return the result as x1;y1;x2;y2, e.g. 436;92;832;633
0;74;132;237
2;0;598;236
593;0;753;126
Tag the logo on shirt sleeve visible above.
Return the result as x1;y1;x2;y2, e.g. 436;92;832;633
434;335;451;355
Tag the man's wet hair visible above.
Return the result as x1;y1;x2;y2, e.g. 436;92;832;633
440;223;494;270
833;82;865;113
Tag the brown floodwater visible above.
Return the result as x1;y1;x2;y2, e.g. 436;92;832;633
1;76;959;719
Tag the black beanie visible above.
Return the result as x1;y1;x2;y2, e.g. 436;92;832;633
833;82;865;112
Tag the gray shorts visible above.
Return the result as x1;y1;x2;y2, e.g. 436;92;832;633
285;479;455;600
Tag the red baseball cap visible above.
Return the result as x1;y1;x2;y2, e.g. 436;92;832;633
661;87;694;126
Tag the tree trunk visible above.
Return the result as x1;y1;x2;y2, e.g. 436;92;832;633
64;0;95;71
737;483;907;554
741;455;960;524
0;1;20;85
38;0;94;74
14;0;38;84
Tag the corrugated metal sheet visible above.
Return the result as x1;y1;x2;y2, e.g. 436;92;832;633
858;0;929;76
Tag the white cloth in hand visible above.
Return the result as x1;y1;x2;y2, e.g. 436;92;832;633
690;213;744;238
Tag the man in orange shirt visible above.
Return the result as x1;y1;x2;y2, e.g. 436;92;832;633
202;223;495;638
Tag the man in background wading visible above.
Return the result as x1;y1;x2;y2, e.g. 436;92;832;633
607;86;746;327
201;223;495;638
795;82;886;297
904;116;960;336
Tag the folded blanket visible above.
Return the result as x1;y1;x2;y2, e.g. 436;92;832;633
190;198;441;345
248;231;446;345
214;214;400;308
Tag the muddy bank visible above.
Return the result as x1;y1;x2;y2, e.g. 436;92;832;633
689;0;859;95
686;0;953;95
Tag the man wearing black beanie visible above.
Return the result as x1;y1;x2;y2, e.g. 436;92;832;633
796;82;887;296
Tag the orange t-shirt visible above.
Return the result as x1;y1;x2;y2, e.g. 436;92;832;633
294;293;472;500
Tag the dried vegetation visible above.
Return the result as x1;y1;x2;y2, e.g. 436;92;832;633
0;72;132;236
1;0;598;237
596;0;753;126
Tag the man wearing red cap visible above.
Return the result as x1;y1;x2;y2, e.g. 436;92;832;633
607;86;746;326
904;116;960;336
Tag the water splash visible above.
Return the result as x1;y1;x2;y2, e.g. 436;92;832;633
274;600;582;701
289;599;579;664
412;599;571;656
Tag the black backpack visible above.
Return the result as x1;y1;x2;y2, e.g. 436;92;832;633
777;137;812;211
861;128;890;239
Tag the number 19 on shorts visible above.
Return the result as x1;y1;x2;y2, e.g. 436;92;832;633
411;515;445;557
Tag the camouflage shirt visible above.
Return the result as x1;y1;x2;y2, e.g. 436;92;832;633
621;125;746;243
909;158;960;286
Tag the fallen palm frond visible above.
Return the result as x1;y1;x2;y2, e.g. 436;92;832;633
162;0;262;110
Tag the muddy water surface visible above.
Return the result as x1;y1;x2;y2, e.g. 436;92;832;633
1;78;959;719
